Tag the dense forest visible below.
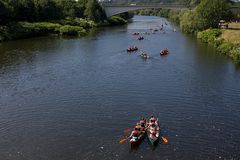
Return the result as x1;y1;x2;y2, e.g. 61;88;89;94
0;0;106;25
0;0;132;41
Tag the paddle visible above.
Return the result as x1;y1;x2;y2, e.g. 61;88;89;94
161;136;168;144
118;129;131;143
124;129;131;133
158;121;168;144
119;137;128;143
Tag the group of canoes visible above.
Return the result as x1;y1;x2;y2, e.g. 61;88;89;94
127;23;171;59
128;116;162;147
127;46;169;59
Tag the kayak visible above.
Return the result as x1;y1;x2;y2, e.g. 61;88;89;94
129;119;147;147
129;130;146;147
147;118;160;146
160;49;169;56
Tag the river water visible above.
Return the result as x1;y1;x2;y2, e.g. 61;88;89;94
0;16;240;160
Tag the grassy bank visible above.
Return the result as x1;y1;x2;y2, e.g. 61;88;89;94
0;18;96;42
134;5;240;64
197;27;240;63
0;15;131;42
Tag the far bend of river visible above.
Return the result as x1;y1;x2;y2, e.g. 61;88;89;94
0;16;240;160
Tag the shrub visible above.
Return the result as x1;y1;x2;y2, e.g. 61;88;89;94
180;9;207;34
217;42;235;55
229;47;240;62
59;25;86;36
107;16;127;26
54;18;96;29
19;22;61;34
197;29;222;43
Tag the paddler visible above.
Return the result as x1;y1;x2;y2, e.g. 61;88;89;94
140;118;146;128
128;130;138;139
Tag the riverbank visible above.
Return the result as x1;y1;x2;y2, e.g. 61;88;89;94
135;8;240;64
197;23;240;63
0;16;130;42
0;18;96;42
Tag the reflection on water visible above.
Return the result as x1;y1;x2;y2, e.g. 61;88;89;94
0;16;240;160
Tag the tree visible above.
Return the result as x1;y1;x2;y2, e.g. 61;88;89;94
0;0;10;24
196;0;233;28
84;0;106;22
55;0;78;18
14;0;36;21
180;9;206;33
34;0;62;21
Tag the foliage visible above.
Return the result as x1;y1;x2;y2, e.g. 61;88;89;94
198;28;240;63
53;18;96;29
180;9;206;33
229;47;240;62
218;42;235;55
54;0;88;18
196;0;233;28
84;0;106;22
19;22;61;33
135;9;170;18
197;29;222;43
59;25;86;36
0;1;10;25
168;10;183;25
0;0;106;24
107;16;127;26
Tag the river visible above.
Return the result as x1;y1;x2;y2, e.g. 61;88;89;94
0;16;240;160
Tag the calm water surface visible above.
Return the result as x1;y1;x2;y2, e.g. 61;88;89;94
0;16;240;160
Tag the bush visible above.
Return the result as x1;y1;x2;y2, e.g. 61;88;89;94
54;18;96;29
217;42;235;55
168;10;183;24
107;16;127;26
229;47;240;62
196;0;233;28
197;29;222;43
180;9;206;34
19;22;61;34
59;25;86;36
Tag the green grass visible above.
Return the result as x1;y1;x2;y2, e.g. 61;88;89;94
220;22;240;44
59;25;86;36
0;18;97;42
198;28;240;63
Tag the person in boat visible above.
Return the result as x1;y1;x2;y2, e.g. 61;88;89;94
127;46;138;52
140;118;146;128
135;124;142;132
150;117;156;123
160;48;169;55
133;46;138;50
133;32;140;35
149;125;157;139
128;130;139;140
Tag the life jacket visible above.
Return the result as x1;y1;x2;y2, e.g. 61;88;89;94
132;130;138;138
150;117;155;121
135;125;141;131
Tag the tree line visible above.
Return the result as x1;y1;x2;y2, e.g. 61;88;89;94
0;0;106;25
136;0;235;33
